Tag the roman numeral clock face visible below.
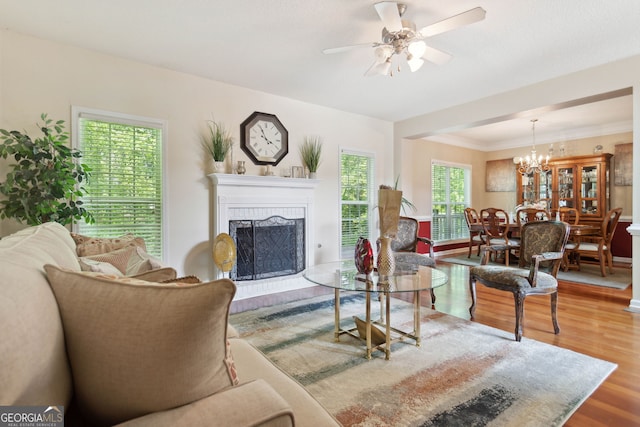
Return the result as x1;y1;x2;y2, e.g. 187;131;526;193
240;112;288;166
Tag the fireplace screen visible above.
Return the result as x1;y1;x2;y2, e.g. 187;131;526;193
229;216;305;280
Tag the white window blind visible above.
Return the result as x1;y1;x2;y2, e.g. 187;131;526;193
340;150;375;258
74;109;165;257
431;161;471;242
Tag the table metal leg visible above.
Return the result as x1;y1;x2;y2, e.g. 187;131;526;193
334;288;340;342
366;290;372;360
414;290;421;347
385;290;391;360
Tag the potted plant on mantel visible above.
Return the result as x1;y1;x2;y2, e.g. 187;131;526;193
299;136;323;178
203;118;233;173
0;113;94;226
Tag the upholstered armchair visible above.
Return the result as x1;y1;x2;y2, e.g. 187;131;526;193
469;220;570;342
390;216;437;303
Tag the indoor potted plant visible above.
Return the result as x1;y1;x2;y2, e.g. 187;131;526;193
203;118;234;172
0;113;94;226
299;136;323;178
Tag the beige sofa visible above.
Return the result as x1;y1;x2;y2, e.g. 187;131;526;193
0;222;339;426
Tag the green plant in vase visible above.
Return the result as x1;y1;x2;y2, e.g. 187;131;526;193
0;113;94;226
203;119;233;172
299;136;323;178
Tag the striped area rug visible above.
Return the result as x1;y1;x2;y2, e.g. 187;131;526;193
230;294;616;426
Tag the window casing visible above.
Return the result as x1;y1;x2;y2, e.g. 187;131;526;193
72;107;166;258
431;161;471;242
340;150;375;259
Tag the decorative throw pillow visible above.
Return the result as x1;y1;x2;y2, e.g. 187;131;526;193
161;275;201;284
78;258;124;276
44;265;238;427
126;246;164;276
129;267;177;283
81;246;136;275
71;233;147;257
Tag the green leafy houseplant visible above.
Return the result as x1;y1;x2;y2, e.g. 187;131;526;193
0;113;94;226
203;119;233;162
299;136;323;174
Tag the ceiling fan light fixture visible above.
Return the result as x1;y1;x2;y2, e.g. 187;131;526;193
407;40;426;58
407;55;424;72
378;59;392;75
374;45;393;63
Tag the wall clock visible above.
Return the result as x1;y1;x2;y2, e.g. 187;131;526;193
240;112;288;166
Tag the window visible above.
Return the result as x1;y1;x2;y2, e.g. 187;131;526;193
72;107;166;258
431;161;471;242
340;150;375;258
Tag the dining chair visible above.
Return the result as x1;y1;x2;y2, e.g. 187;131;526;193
479;207;519;266
513;207;549;254
389;216;437;303
564;207;623;276
464;207;484;258
469;220;570;341
515;207;550;226
551;207;580;224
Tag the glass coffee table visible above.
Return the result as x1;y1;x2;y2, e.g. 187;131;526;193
303;260;448;360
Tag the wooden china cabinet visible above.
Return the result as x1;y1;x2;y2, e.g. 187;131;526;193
515;153;612;225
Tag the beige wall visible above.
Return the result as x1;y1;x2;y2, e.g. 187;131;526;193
401;132;633;219
0;30;394;277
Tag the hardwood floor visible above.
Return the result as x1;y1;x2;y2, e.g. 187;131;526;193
230;261;640;426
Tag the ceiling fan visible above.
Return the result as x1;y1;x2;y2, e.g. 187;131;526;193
323;2;486;76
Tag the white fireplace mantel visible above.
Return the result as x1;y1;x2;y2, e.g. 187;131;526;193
208;173;319;299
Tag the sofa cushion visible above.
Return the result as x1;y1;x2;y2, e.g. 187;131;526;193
114;379;294;427
230;339;341;427
71;232;147;257
44;266;238;426
0;222;79;408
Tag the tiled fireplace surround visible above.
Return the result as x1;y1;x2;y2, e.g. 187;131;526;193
209;173;319;300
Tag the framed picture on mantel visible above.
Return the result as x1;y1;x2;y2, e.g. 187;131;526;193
486;158;516;192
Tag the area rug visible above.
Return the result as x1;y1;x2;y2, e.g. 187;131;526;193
439;254;631;290
230;294;617;426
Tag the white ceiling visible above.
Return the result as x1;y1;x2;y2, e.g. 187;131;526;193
0;0;638;150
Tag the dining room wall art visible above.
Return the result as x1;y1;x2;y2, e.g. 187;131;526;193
614;142;632;186
486;158;516;192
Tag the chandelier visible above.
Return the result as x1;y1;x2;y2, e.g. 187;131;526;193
515;119;550;175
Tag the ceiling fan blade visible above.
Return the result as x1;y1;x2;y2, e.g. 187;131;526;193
322;42;377;54
422;45;452;65
418;7;486;38
374;1;403;32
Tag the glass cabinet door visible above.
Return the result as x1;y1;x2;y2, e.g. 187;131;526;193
557;167;574;208
520;172;535;204
538;169;552;208
579;164;599;217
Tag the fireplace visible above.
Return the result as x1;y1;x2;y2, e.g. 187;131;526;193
230;216;305;280
209;173;319;299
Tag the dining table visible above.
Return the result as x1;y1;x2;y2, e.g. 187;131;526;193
470;220;600;268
